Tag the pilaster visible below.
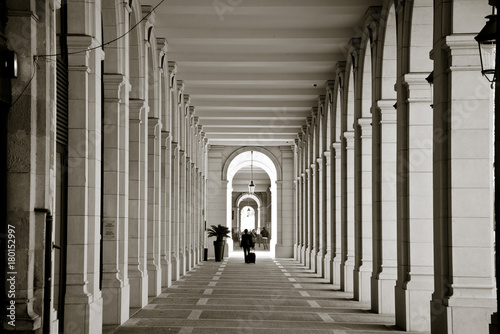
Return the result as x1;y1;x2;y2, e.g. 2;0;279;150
101;73;130;325
332;142;343;287
430;33;496;334
341;131;355;292
128;99;148;308
147;118;162;297
353;117;372;302
371;99;397;314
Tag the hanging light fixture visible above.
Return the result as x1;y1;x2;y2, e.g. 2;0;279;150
248;151;255;194
474;8;497;83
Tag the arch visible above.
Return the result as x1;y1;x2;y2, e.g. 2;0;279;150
145;17;159;119
236;193;262;208
404;0;433;73
334;75;343;143
344;65;356;133
376;2;397;100
129;0;145;99
223;147;280;257
358;38;373;118
222;146;281;182
101;0;126;73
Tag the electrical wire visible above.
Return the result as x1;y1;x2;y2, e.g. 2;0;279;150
10;58;39;108
36;0;165;59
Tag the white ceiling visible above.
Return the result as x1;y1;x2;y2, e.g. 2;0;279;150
145;0;380;146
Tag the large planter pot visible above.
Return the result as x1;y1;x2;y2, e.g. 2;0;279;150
213;240;226;262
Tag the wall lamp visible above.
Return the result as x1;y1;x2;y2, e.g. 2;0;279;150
475;9;496;83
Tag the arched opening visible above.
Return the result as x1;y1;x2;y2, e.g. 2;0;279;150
225;149;279;257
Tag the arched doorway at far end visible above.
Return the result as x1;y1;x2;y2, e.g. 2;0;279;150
225;149;279;258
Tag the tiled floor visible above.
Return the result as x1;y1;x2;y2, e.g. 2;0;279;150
107;252;428;334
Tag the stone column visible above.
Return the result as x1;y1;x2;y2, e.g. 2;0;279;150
371;100;397;314
323;151;333;283
161;132;172;288
171;142;180;281
395;72;434;331
276;146;294;258
179;150;186;275
206;146;227;259
101;74;130;325
430;33;496;333
341;131;355;292
61;35;104;334
315;157;324;277
332;142;342;286
293;141;300;260
311;161;318;273
305;167;312;269
354;118;373;302
147;118;161;296
128;100;148;307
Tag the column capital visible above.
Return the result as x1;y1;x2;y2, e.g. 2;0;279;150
129;99;146;121
444;33;481;71
323;151;331;166
103;73;127;102
148;118;161;138
357;117;372;137
343;131;354;149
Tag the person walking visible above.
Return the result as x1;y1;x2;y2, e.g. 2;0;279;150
240;229;254;263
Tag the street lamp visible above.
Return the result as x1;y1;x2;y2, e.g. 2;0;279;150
475;12;497;83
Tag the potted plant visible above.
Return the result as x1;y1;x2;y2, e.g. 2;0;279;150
207;224;230;262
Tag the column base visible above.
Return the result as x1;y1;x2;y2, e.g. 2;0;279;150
431;297;496;334
64;294;102;334
316;253;324;277
323;254;333;283
3;297;41;333
179;253;187;276
353;266;371;302
305;247;312;269
186;250;192;271
172;256;180;282
102;281;130;325
300;246;307;265
342;260;354;292
395;282;432;332
148;265;162;297
332;257;342;287
161;259;172;288
370;276;396;314
129;272;148;308
275;244;294;258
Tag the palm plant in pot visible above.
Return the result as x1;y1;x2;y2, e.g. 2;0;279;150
207;224;231;262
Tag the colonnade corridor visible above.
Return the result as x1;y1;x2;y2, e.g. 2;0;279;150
105;253;426;334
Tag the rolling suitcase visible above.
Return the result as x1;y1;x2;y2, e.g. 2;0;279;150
247;251;256;264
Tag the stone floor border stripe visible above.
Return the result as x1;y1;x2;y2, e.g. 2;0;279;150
299;291;310;297
197;298;209;305
318;312;335;322
187;310;203;320
203;289;213;295
308;300;321;308
178;327;194;334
